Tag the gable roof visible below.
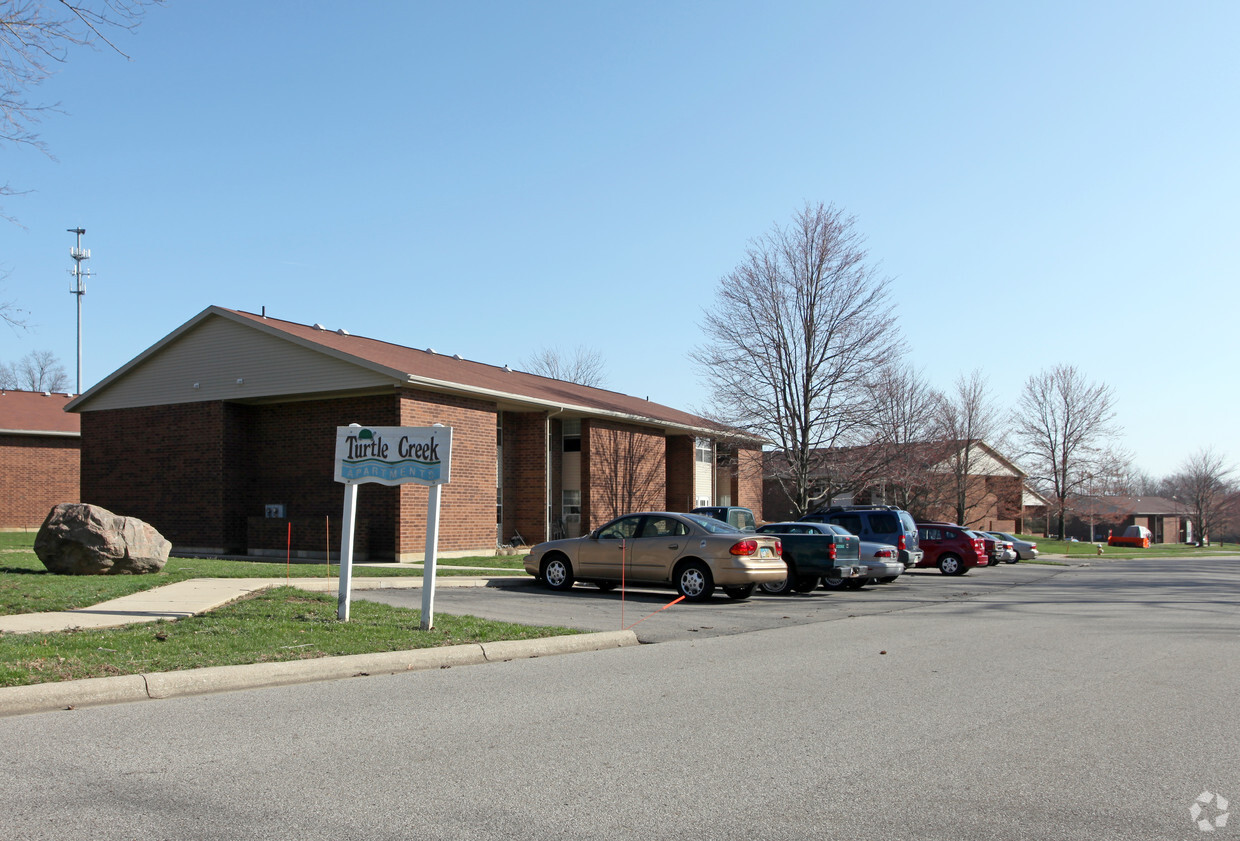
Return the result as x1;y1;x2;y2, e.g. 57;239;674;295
765;439;1027;479
66;306;734;438
0;390;80;436
1074;495;1186;517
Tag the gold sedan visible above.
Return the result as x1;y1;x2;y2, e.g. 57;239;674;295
524;512;786;601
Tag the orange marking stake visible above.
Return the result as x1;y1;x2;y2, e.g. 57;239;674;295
624;596;686;630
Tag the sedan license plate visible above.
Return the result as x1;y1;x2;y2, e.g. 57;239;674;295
759;547;773;558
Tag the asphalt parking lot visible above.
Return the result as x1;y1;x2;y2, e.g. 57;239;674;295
359;561;1070;642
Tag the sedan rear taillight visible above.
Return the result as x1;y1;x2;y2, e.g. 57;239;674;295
875;548;896;559
730;539;758;556
828;542;837;560
898;533;906;551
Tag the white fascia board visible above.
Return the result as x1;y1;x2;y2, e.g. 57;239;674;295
0;429;80;438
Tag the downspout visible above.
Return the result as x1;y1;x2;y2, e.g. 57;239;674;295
545;407;564;542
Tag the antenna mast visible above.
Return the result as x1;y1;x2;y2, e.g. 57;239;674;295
68;227;91;395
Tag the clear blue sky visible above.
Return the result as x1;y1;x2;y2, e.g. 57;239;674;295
4;1;1237;479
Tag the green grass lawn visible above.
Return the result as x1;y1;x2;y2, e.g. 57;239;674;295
1023;536;1236;559
0;535;563;688
0;533;525;617
0;587;577;688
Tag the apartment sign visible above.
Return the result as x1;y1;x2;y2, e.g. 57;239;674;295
334;426;453;486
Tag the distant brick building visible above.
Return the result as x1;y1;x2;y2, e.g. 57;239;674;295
764;440;1029;532
0;390;80;529
1065;496;1188;544
67;307;761;560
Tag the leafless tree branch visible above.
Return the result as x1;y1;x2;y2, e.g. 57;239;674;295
694;202;904;517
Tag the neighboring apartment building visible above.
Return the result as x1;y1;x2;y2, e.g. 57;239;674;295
763;440;1028;532
0;389;80;529
66;307;762;560
1064;495;1189;544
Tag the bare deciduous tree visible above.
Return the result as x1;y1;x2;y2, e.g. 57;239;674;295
1013;364;1120;538
1;1;159;325
1167;447;1236;546
933;369;1003;526
856;361;946;517
522;345;608;388
693;202;903;517
1;349;69;391
1;1;157;155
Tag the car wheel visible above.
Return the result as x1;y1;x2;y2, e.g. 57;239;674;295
820;573;849;590
675;561;714;601
845;578;868;589
541;556;574;591
792;575;820;593
759;576;793;595
723;584;755;600
938;554;964;575
1008;556;1020;564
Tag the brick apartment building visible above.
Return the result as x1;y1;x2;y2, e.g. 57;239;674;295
1064;495;1189;544
764;440;1029;532
0;390;80;529
66;307;762;560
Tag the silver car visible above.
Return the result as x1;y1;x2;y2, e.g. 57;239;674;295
822;522;904;586
986;531;1037;562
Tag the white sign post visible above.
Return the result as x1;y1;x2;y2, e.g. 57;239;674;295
333;423;453;627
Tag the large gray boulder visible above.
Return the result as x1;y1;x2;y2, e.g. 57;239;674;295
34;503;172;575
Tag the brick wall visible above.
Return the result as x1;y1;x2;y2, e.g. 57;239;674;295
81;397;402;555
397;389;497;560
81;403;233;551
665;434;694;511
762;477;797;522
733;445;765;521
502;411;549;545
0;434;80;529
242;395;399;557
581;420;666;530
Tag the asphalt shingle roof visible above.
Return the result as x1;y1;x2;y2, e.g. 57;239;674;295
0;390;79;435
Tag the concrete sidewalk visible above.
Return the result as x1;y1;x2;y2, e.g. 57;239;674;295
0;572;528;634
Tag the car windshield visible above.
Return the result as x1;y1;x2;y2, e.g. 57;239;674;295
684;514;742;534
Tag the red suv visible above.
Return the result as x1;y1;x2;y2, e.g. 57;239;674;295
914;522;987;575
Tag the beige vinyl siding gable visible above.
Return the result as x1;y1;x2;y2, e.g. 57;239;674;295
78;317;398;411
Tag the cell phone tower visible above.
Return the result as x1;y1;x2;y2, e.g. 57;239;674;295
68;227;92;395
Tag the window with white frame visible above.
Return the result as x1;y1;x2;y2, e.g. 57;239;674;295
562;489;581;522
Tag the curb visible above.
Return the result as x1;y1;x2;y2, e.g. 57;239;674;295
0;629;639;719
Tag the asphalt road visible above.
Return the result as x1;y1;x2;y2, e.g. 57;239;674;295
1;556;1237;841
360;561;1068;642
